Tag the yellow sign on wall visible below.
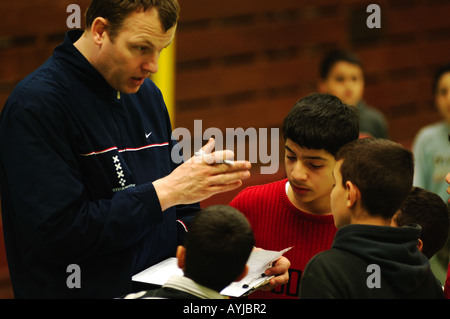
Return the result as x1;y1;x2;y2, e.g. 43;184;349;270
151;39;176;126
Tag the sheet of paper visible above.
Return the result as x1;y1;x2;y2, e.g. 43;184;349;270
132;257;182;286
132;246;292;297
221;246;293;297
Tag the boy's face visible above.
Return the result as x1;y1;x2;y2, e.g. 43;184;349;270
284;138;335;215
435;72;450;123
330;159;351;228
95;8;175;94
320;61;364;107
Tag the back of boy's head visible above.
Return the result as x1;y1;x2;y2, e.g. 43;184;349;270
183;205;255;292
335;138;414;219
395;187;449;259
282;93;359;156
319;49;363;79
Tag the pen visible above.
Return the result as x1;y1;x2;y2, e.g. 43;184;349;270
194;150;234;165
252;275;275;290
240;274;275;297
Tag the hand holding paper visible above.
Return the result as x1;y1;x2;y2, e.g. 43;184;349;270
221;246;292;297
259;254;291;291
132;246;292;298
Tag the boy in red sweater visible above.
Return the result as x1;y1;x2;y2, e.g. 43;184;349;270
230;93;359;299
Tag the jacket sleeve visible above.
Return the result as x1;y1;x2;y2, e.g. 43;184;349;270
0;97;166;264
170;137;200;244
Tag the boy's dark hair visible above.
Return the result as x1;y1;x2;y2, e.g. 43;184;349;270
85;0;180;40
282;93;359;156
335;138;414;219
395;187;449;259
319;49;363;79
183;205;254;292
432;63;450;95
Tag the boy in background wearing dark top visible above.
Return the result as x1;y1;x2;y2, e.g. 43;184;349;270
230;93;359;299
318;49;388;139
391;186;449;262
300;138;444;299
124;205;254;299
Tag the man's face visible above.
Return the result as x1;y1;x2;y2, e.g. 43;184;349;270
330;159;351;228
435;72;450;124
320;61;364;107
96;8;176;93
284;138;336;215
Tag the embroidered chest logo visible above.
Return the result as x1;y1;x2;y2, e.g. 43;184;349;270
112;155;126;187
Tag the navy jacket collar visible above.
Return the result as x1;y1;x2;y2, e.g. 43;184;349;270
53;30;119;99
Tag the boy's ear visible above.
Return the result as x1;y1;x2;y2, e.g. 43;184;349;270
346;181;360;208
417;239;423;252
176;245;186;270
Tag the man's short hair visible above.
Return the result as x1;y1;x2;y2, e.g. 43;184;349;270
395;187;449;259
335;137;414;219
85;0;180;40
183;205;254;291
282;93;359;156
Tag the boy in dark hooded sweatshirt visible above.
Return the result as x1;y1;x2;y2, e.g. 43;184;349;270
300;138;444;299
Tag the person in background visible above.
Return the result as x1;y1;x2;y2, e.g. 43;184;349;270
446;172;450;201
318;49;388;139
391;187;449;262
413;63;450;202
444;173;450;298
412;63;450;285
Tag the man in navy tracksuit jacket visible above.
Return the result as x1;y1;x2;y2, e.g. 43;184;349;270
0;27;200;298
0;1;256;299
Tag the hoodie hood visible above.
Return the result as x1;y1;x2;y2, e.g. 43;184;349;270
332;224;432;294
